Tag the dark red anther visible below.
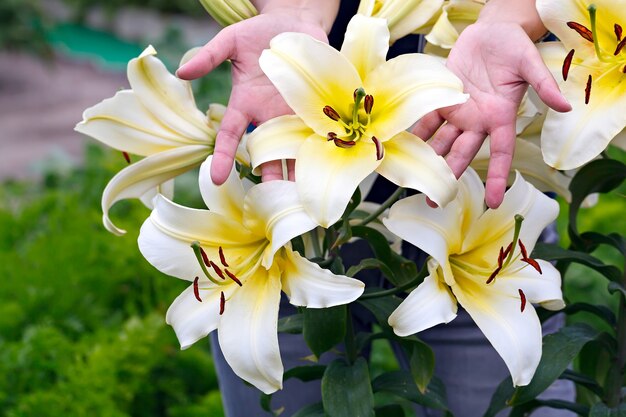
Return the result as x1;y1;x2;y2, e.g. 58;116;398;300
585;74;592;104
503;242;513;259
567;21;594;43
218;246;229;267
323;105;341;121
614;37;626;55
193;276;202;302
225;269;243;286
518;239;529;259
522;257;543;274
497;246;505;268
615;23;623;41
372;136;384;161
333;138;356;149
210;261;226;279
623;65;626;73
200;246;211;267
219;291;225;315
122;151;131;164
486;266;501;284
519;289;527;313
364;95;374;115
327;132;338;141
562;49;575;81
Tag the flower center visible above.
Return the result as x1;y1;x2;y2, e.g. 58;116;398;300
563;4;626;104
323;88;384;160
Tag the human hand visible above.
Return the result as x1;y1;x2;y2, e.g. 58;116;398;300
412;21;571;208
176;6;333;184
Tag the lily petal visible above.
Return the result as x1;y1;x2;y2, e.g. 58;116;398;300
128;46;212;139
494;260;565;310
218;264;284;394
373;0;445;43
364;54;467;140
259;33;362;137
295;135;380;227
102;145;209;235
247;116;312;175
243;181;318;268
425;0;484;50
377;131;458;207
199;156;245;221
340;15;390;80
451;279;543;386
388;269;458;337
165;283;223;349
280;247;364;308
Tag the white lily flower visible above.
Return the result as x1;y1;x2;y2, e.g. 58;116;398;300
75;46;248;235
198;0;258;26
537;0;626;169
248;15;467;227
357;0;445;43
138;156;364;394
384;168;564;386
424;0;485;56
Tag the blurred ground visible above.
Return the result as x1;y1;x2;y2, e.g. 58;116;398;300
0;51;126;180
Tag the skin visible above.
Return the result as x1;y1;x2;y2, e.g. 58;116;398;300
178;0;571;208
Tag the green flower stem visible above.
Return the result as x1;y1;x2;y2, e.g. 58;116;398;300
345;305;357;365
354;187;405;227
605;262;626;407
359;265;428;300
309;228;323;258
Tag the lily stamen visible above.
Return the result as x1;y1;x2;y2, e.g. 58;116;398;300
219;291;225;315
210;260;226;279
122;151;131;164
190;241;228;286
585;74;592;104
562;49;575;81
224;269;243;286
566;21;594;43
616;23;623;41
219;246;229;267
323;105;341;121
193;276;202;302
519;289;527;312
372;136;384;160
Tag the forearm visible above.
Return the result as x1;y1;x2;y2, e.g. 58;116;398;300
477;0;548;41
252;0;340;34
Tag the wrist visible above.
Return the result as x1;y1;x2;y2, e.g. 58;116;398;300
478;0;548;41
253;0;339;34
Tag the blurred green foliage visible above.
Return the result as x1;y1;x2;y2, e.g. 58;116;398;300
0;0;52;57
0;144;224;417
62;0;205;21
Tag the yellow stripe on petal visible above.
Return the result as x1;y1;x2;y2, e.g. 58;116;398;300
340;15;390;80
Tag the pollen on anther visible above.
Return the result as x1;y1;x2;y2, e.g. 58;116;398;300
323;105;341;121
518;239;529;259
219;291;225;315
615;23;623;41
200;247;211;267
497;246;505;268
585;74;592;105
364;95;374;114
122;151;131;164
333;138;356;149
567;21;594;43
614;37;626;55
486;267;501;284
503;242;513;259
193;277;202;302
225;269;243;286
519;289;527;313
562;49;575;81
327;132;338;141
372;136;384;160
210;261;226;279
218;246;229;267
522;257;543;274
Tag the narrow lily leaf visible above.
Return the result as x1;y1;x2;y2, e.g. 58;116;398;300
293;403;326;417
277;313;303;334
508;324;599;406
532;243;622;283
408;340;435;394
509;399;590;416
322;358;375;417
371;371;449;410
358;296;403;332
303;305;347;359
483;377;515;417
346;258;395;279
578;231;626;256
374;404;405;417
102;145;209;235
559;369;604;397
589;402;626;417
261;365;327;414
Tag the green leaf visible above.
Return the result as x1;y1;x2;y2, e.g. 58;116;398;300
260;365;327;414
291;235;306;257
561;303;616;326
607;282;626;300
322;358;375;417
358;296;403;331
509;399;589;416
303;305;347;358
579;232;626;256
278;313;303;334
346;258;395;279
532;243;622;282
560;369;604;397
509;324;599;405
408;341;435;394
371;370;448;410
568;158;626;243
589;402;626;417
374;404;405;417
293;402;326;417
483;377;515;417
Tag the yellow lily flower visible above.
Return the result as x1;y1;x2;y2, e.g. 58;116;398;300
198;0;258;26
357;0;444;43
75;46;248;235
138;156;364;394
384;168;564;386
424;0;486;56
537;0;626;169
248;15;468;227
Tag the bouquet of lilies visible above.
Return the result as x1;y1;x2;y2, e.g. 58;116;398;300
76;0;626;415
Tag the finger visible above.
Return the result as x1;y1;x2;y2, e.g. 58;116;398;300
484;124;516;209
260;160;285;182
519;47;571;113
429;123;463;156
211;103;250;185
176;27;235;80
411;111;445;141
444;130;487;179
